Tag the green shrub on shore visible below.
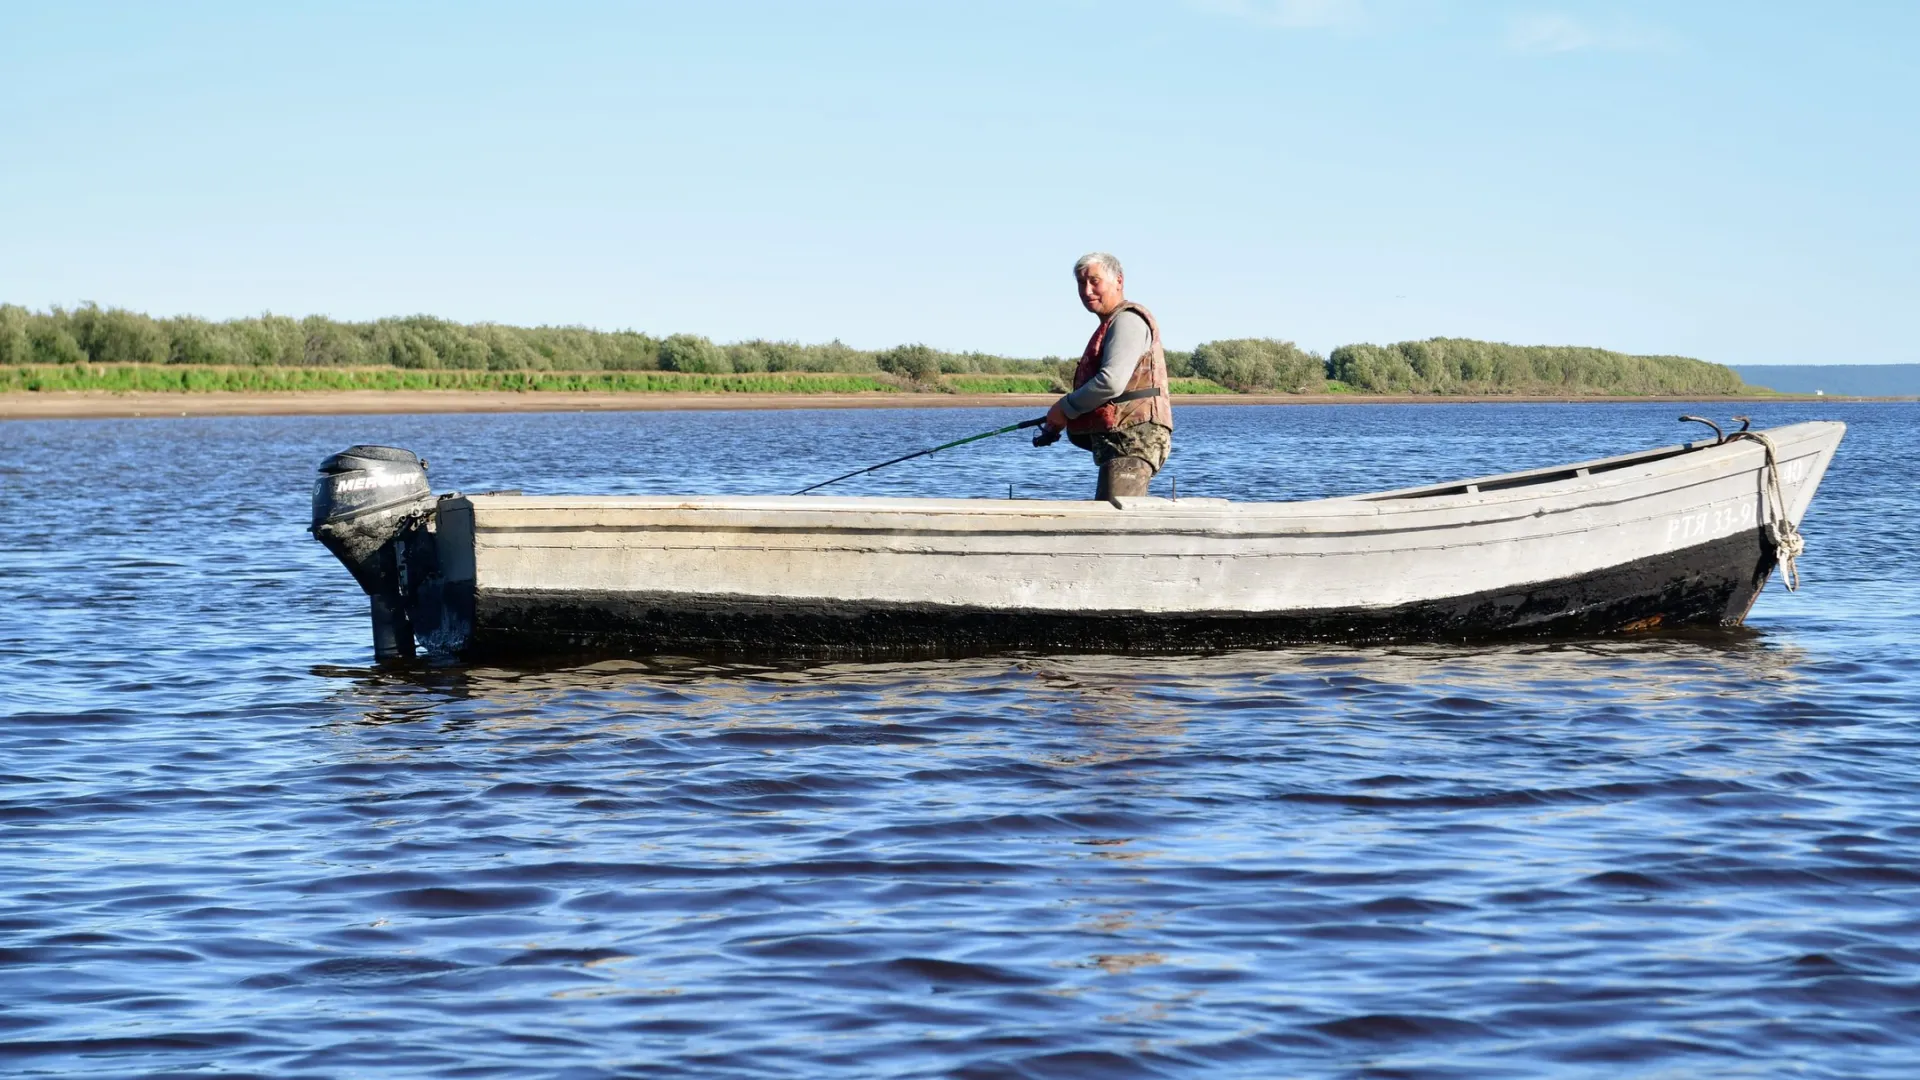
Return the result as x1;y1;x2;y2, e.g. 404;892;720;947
658;333;728;374
1191;338;1326;393
875;343;943;383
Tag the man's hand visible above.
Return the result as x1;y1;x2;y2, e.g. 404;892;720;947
1032;401;1070;447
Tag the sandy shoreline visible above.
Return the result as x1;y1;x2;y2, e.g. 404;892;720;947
0;389;1841;420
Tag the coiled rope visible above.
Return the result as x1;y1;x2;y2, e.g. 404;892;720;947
1725;431;1805;591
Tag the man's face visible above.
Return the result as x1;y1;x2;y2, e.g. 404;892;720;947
1078;265;1125;317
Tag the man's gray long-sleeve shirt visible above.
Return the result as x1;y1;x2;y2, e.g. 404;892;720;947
1059;310;1152;420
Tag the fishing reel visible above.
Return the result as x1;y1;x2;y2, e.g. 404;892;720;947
1032;426;1062;447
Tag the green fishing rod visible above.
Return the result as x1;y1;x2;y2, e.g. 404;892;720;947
793;416;1059;495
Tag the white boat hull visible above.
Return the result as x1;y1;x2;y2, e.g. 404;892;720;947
362;421;1843;658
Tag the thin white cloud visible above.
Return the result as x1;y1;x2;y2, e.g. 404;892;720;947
1506;11;1675;54
1188;0;1371;30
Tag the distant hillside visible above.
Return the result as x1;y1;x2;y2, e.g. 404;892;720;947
1733;364;1920;397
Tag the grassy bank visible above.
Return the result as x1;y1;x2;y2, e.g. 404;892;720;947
944;374;1232;395
2;364;1246;396
4;363;1773;400
1;364;903;395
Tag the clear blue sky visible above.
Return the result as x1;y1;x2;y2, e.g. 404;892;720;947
2;1;1913;363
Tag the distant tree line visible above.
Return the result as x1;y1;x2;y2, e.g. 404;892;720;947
1325;338;1748;395
0;303;1057;378
0;304;1751;396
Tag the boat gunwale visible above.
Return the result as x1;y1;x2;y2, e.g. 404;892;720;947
463;476;1758;555
447;422;1842;540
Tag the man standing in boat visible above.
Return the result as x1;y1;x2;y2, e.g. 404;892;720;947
1039;252;1173;499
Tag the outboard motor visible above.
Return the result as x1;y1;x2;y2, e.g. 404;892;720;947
311;446;434;659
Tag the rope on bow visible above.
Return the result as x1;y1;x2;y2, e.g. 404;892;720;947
1725;431;1805;591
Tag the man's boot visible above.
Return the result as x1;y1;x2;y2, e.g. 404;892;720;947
1096;456;1153;501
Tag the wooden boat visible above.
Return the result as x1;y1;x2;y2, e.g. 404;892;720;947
311;420;1843;659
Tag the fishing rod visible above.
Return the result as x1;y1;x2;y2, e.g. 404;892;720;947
793;416;1058;495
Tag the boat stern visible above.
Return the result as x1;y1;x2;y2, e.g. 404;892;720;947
310;446;476;661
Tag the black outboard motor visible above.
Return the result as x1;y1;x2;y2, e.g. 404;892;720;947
311;446;434;659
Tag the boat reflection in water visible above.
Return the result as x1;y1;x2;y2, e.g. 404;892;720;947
315;634;1817;739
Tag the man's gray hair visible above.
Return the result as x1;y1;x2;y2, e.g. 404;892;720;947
1073;252;1123;279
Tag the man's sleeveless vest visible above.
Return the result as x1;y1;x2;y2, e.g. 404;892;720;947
1065;302;1173;434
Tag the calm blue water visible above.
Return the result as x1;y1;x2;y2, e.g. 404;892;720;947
2;401;1916;1078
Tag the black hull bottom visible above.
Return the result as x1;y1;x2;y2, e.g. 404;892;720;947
446;527;1780;661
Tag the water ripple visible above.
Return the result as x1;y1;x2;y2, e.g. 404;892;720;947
2;402;1916;1077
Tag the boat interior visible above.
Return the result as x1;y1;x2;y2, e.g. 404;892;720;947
1359;437;1717;501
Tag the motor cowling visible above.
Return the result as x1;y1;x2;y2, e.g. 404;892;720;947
311;445;435;658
